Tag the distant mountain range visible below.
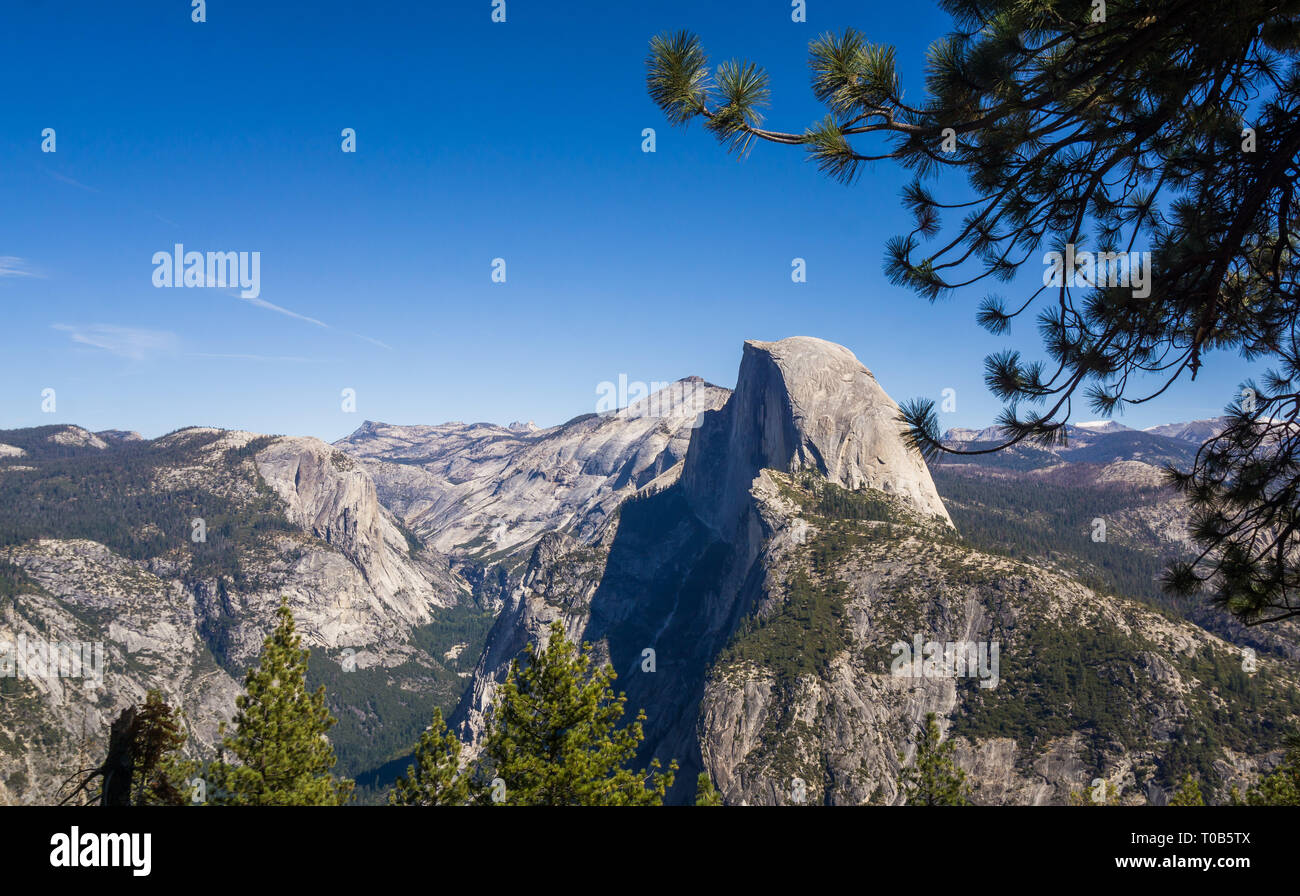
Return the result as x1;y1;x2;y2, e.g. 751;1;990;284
937;417;1228;473
944;417;1228;446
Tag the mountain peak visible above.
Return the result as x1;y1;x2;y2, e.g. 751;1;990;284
1071;420;1133;434
683;337;952;530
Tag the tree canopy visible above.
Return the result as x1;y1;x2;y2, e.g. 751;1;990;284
900;712;971;805
389;708;471;806
479;621;676;805
206;599;353;806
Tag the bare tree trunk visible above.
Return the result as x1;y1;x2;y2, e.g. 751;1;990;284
99;706;139;807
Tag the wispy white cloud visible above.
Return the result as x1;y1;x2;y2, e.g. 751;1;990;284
225;289;391;349
229;291;328;328
189;352;317;363
43;167;181;228
52;324;180;361
43;169;101;193
0;256;43;278
351;332;394;351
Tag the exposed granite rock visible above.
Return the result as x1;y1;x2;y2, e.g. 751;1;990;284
334;377;731;557
682;337;952;535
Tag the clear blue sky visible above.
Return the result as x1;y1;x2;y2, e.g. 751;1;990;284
0;0;1256;441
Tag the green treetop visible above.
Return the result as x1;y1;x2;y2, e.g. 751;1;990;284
900;712;970;806
479;621;676;805
390;708;471;806
207;599;353;806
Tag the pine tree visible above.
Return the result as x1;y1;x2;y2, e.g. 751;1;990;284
1168;773;1206;806
899;713;969;806
1239;735;1300;805
59;689;188;806
694;772;723;806
480;621;676;805
207;599;353;805
1068;779;1122;806
133;690;189;805
389;708;470;806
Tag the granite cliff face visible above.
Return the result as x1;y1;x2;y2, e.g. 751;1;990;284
0;537;242;807
682;337;951;535
696;471;1291;805
253;435;463;646
451;338;959;791
3;341;1297;806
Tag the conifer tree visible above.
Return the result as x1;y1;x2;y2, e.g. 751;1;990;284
1168;773;1206;806
389;708;470;806
899;713;969;806
133;690;189;805
694;772;723;806
207;599;353;805
60;689;188;806
480;621;676;805
1239;735;1300;805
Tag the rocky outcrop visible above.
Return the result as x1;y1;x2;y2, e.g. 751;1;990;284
695;471;1297;805
450;337;1299;805
454;532;606;750
0;538;242;805
46;426;108;450
682;338;951;535
254;437;462;638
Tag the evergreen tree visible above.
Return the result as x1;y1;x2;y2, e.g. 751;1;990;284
389;708;470;806
480;621;676;805
694;772;723;806
1239;735;1300;805
647;4;1300;625
1068;779;1122;806
899;713;969;806
1168;773;1206;806
60;689;188;806
133;690;189;805
207;599;353;805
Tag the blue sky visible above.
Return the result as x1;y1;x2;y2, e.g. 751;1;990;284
0;0;1258;442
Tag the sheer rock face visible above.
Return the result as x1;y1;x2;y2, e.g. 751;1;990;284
681;337;951;535
453;532;604;753
447;338;1297;806
0;538;243;807
254;436;461;643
